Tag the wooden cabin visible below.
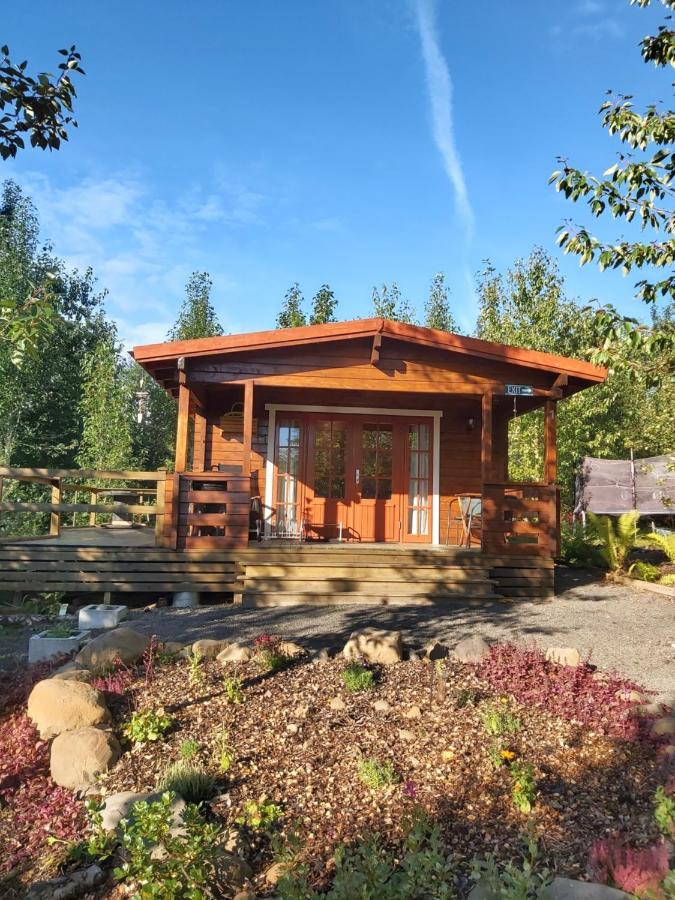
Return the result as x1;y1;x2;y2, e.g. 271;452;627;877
124;318;605;603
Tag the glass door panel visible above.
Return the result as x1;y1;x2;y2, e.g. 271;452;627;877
275;418;302;535
360;425;393;500
407;423;431;538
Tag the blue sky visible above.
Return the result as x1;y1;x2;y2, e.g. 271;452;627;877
3;0;667;345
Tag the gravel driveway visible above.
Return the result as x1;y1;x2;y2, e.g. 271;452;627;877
125;567;675;704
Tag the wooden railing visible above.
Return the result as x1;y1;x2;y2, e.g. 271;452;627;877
482;482;559;557
160;472;251;550
0;468;168;544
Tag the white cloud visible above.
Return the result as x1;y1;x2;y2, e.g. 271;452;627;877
413;0;474;237
116;318;174;350
576;0;604;15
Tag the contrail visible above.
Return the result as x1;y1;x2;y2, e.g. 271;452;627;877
414;0;474;238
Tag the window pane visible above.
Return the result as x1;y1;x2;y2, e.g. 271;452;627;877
409;453;419;477
409;426;419;450
331;478;345;499
419;424;430;451
378;478;392;500
289;448;300;477
277;447;289;475
362;449;377;477
289;425;301;445
379;448;392;477
418;453;429;479
315;476;329;498
362;477;377;499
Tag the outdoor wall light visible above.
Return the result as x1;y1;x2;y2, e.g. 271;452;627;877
467;417;476;431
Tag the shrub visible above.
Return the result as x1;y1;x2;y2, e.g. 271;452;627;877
91;657;133;696
628;560;661;582
645;531;675;563
587;510;640;572
187;649;205;688
477;643;651;741
213;727;235;774
510;761;536;814
224;674;244;704
357;757;399;790
480;701;521;736
236;797;283;830
654;785;675;837
659;573;675;586
113;793;223;898
122;708;173;744
179;739;199;760
158;760;215;803
560;522;606;568
277;812;456;899
342;661;375;693
471;836;551;898
589;835;670;897
254;633;289;672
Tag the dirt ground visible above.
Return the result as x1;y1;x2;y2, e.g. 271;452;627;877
1;567;673;702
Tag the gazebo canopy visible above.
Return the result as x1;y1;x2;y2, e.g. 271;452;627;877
575;455;675;516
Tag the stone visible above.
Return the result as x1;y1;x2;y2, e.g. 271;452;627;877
50;662;92;683
408;650;422;662
279;640;305;659
99;790;186;831
545;647;582;667
287;723;300;734
214;850;252;890
192;638;230;659
217;643;253;663
28;629;89;664
28;678;110;739
265;861;288;885
50;727;121;789
425;640;450;661
293;704;309;718
314;648;331;663
373;699;391;713
398;729;415;742
26;864;105;899
652;716;675;737
162;641;184;654
454;635;490;664
343;628;403;665
542;877;630;898
75;626;148;671
78;604;127;630
403;705;422;720
330;697;346;711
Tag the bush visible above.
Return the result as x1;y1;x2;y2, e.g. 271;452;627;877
253;633;290;672
589;835;670;897
654;786;675;837
236;797;283;830
342;661;375;693
472;836;551;898
277;812;456;899
560;522;605;568
158;760;215;803
357;757;398;790
480;701;521;736
122;708;174;744
477;643;651;741
587;510;640;572
628;560;661;582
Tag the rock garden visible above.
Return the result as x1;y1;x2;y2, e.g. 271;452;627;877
0;625;673;899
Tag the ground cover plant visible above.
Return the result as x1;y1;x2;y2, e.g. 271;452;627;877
1;640;672;897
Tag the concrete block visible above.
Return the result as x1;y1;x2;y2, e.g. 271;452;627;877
78;604;128;630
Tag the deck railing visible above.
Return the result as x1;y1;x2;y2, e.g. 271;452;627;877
0;467;168;544
482;481;559;556
160;472;251;550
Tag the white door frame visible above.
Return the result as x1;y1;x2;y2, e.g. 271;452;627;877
263;403;442;545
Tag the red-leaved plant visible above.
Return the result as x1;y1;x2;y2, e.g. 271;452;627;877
476;643;661;741
589;834;670;897
253;633;282;653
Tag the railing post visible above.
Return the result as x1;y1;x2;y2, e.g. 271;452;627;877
89;488;98;526
50;478;61;537
242;380;254;477
544;400;557;485
175;371;190;474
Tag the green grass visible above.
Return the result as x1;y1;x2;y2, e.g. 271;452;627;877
342;662;375;693
357;757;398;790
158;761;215;803
480;702;521;737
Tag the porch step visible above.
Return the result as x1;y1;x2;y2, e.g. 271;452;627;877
245;590;505;607
244;579;496;596
244;565;492;581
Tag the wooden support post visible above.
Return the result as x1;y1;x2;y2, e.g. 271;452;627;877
193;404;207;473
175;373;190;474
155;472;166;546
89;488;97;526
50;478;61;537
242;380;254;476
481;393;494;486
544;400;557;484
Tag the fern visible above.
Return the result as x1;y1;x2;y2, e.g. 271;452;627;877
587;510;640;572
645;531;675;564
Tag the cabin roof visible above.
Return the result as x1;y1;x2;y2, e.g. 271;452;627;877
132;317;607;386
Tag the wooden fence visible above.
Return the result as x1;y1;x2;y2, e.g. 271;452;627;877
482;482;559;557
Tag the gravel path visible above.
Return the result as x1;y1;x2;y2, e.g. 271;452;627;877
126;567;675;704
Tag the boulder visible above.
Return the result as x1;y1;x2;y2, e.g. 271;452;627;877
28;679;110;739
373;699;391;714
543;878;629;899
75;626;148;671
279;640;305;659
424;640;450;661
343;629;403;665
545;647;581;667
99;790;186;831
26;864;105;899
50;727;120;789
217;643;253;663
161;641;184;655
50;662;92;683
192;638;230;659
454;635;490;664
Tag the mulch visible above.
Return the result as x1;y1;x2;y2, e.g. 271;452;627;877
98;653;666;894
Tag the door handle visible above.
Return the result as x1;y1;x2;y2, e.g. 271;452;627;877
355;468;360;485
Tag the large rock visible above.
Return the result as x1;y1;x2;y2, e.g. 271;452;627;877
50;727;120;789
543;878;629;899
343;629;403;665
75;626;148;671
192;639;230;659
99;790;186;831
454;635;490;664
425;640;450;661
27;678;110;739
26;864;105;899
217;643;252;663
279;640;305;659
545;647;581;667
50;662;92;683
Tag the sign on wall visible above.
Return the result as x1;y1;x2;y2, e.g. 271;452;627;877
504;384;534;396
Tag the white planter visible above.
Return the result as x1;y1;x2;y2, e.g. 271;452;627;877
173;591;199;609
78;604;128;630
28;629;90;664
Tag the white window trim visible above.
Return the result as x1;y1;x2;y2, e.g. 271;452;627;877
263;403;442;545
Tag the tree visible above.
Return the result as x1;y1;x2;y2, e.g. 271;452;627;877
309;283;338;324
276;282;306;328
549;0;674;382
168;271;223;341
424;273;458;331
0;44;84;160
372;282;417;323
78;333;134;470
476;248;674;510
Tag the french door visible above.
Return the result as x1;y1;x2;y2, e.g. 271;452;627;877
272;412;433;543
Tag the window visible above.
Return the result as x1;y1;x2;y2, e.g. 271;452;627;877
314;420;346;499
408;423;431;536
275;419;302;533
361;424;393;500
